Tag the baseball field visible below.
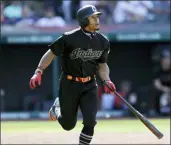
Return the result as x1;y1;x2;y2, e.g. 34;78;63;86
1;118;170;144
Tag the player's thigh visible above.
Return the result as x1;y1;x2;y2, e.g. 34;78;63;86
80;84;98;127
59;76;80;121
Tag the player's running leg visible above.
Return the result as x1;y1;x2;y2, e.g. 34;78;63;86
49;74;81;130
79;80;98;144
49;97;61;121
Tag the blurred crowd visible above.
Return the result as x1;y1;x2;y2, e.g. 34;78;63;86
1;0;170;27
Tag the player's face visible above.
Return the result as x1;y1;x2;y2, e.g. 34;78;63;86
87;14;100;31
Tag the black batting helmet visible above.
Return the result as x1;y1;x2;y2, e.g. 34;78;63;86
77;5;102;27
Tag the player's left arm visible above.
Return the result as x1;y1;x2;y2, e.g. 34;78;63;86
97;39;116;93
97;38;110;81
98;63;110;81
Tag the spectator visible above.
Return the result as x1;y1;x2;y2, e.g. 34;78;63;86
150;0;170;22
159;92;170;116
101;93;115;111
149;49;171;116
114;80;137;110
113;1;135;24
113;0;154;24
70;0;80;21
43;0;66;18
1;2;5;24
62;0;72;23
136;1;155;22
15;5;36;27
35;6;66;27
80;0;99;8
95;1;112;24
3;0;23;24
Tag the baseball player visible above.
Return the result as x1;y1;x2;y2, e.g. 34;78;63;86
29;5;116;144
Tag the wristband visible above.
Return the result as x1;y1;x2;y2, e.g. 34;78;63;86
35;68;43;75
105;80;111;82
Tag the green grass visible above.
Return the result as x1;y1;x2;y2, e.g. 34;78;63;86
1;118;170;133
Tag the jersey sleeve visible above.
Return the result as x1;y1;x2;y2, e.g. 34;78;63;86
97;40;110;63
48;34;66;56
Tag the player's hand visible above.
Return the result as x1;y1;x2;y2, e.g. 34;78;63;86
103;80;116;94
29;70;42;89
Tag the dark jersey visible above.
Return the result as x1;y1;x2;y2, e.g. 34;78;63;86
153;66;171;87
49;27;110;77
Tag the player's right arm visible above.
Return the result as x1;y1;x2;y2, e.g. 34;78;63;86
37;49;56;73
29;35;66;89
29;49;55;89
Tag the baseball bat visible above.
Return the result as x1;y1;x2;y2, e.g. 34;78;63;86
103;80;164;139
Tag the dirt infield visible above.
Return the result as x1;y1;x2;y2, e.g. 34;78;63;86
1;131;170;144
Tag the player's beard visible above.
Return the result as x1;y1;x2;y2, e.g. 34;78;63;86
95;23;100;31
95;28;100;31
88;23;100;32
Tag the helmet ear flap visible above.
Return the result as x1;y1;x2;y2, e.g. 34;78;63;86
79;17;89;27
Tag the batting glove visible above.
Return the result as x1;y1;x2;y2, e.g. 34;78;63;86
29;69;42;89
103;80;116;94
